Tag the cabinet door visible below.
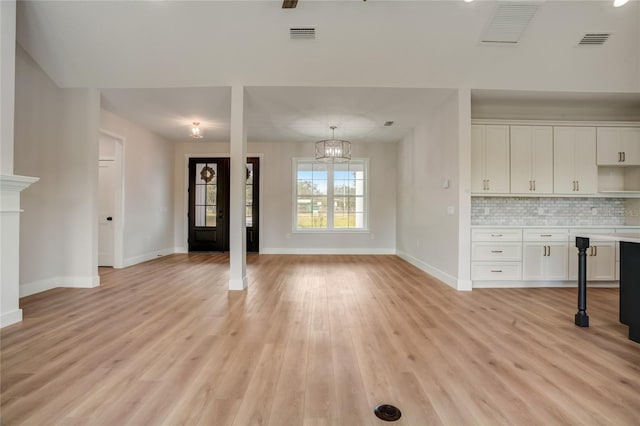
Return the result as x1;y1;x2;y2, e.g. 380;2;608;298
510;127;534;193
524;242;568;280
589;242;617;281
484;126;510;193
523;243;546;280
621;128;640;165
569;242;617;281
597;128;640;166
597;128;622;165
471;125;485;193
545;243;569;281
573;128;597;193
510;126;553;194
554;127;597;194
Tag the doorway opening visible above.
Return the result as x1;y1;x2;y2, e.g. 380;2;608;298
98;130;124;267
188;157;260;253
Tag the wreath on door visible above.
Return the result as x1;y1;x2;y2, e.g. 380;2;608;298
200;165;215;183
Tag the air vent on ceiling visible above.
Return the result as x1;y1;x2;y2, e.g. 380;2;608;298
578;33;611;46
481;2;539;45
290;27;315;39
384;121;394;127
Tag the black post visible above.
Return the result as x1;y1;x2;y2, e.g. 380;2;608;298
575;237;590;327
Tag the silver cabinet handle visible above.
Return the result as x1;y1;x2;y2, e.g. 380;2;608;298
533;180;536;191
491;234;503;237
540;234;552;237
547;246;551;256
594;245;597;256
491;250;503;253
491;270;503;273
486;179;490;190
529;180;533;191
622;152;626;162
543;246;547;256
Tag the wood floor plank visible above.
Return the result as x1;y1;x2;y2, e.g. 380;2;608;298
2;254;640;425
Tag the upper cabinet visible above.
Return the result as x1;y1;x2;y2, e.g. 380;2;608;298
471;125;510;194
471;121;640;197
597;128;640;166
510;126;553;194
553;127;597;195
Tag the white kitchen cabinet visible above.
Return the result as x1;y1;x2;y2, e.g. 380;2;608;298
568;229;616;281
568;242;616;281
471;228;522;281
510;126;553;194
471;125;510;194
597;127;640;166
553;127;597;194
523;242;569;281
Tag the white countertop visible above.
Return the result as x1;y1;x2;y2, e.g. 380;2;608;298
575;233;640;244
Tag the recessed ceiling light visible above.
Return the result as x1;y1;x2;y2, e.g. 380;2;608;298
464;0;474;3
613;0;629;7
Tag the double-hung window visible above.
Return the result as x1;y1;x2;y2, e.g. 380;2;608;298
294;158;368;231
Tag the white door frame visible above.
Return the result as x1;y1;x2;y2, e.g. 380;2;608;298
99;129;125;268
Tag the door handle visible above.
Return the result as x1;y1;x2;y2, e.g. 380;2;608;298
622;152;626;162
106;216;113;221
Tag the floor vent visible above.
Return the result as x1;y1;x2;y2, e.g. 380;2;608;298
290;27;316;39
578;33;611;46
481;2;539;45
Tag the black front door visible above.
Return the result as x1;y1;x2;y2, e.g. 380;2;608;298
188;157;260;253
189;158;230;252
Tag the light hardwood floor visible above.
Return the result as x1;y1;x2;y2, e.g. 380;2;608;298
1;254;639;425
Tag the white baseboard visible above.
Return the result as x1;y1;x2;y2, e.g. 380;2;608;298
472;280;620;289
122;248;175;268
1;309;23;328
174;246;188;254
396;250;464;291
260;248;396;255
20;275;101;298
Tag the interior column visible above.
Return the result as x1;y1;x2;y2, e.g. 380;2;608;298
228;85;247;290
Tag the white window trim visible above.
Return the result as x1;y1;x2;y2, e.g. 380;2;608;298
292;157;370;233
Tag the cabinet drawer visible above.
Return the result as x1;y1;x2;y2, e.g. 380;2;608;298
472;229;522;242
472;243;522;261
569;228;615;239
523;229;569;242
472;263;522;281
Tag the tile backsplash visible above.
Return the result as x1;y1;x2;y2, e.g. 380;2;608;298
472;197;627;226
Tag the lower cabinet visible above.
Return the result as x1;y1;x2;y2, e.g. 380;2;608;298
568;241;617;281
471;227;624;286
523;242;569;281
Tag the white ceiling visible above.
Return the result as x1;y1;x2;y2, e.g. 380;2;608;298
101;86;456;143
17;0;640;143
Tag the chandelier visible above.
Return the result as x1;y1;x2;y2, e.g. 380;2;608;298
315;126;351;163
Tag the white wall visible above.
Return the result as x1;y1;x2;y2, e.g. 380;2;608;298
173;141;397;254
396;91;470;290
1;0;16;174
100;109;174;266
14;45;100;297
